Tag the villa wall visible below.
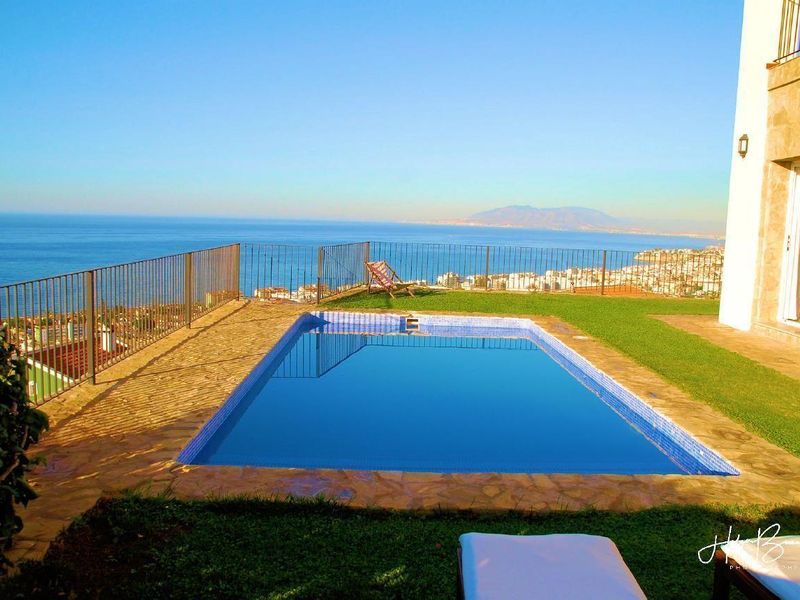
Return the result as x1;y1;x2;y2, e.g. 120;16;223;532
720;0;800;343
751;58;800;342
719;0;783;331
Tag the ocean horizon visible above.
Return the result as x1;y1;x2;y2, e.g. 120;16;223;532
0;212;723;286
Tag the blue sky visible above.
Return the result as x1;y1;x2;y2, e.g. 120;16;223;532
0;1;743;224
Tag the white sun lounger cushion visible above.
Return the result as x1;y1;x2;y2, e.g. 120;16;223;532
459;532;646;599
722;535;800;599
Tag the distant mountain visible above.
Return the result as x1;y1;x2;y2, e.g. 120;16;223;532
457;205;723;238
467;205;622;231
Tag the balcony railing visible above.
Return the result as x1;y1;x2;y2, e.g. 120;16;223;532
778;0;800;63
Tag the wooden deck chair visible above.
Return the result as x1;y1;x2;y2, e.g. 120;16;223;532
365;261;415;298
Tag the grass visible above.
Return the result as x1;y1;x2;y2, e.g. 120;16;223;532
329;290;800;458
3;494;799;599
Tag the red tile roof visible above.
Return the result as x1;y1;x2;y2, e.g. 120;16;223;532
29;337;127;380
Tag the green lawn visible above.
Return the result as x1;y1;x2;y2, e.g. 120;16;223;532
329;291;800;458
4;494;799;599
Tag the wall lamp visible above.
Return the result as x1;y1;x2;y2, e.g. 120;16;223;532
738;134;749;158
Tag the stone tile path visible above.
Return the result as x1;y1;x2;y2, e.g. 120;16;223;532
656;314;800;381
10;302;800;565
11;301;304;563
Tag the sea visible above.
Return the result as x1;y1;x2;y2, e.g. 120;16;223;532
0;213;722;286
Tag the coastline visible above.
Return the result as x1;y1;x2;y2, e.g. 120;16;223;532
417;219;726;242
0;211;725;242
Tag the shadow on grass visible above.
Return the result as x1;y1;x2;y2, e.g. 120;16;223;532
329;288;446;310
3;492;799;599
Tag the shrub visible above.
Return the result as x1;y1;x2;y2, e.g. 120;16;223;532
0;327;49;571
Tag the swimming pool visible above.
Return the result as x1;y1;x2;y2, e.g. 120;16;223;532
179;312;737;476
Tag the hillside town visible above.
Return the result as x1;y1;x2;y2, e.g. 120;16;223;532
250;246;724;301
445;246;724;297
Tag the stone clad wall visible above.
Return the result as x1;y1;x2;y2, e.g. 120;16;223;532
753;58;800;340
753;161;791;328
767;58;800;161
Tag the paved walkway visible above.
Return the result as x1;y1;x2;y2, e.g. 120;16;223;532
12;301;305;563
656;314;800;381
10;302;800;564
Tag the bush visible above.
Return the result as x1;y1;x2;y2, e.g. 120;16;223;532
0;327;49;571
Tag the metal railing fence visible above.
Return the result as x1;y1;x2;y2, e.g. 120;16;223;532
779;0;800;63
239;240;722;301
239;243;317;303
0;244;239;405
319;242;370;301
1;271;90;403
2;238;723;405
365;241;722;298
238;242;368;303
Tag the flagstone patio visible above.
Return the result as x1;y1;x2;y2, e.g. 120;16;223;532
10;301;800;565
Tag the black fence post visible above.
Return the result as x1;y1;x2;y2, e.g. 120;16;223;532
184;253;193;328
600;250;607;296
317;247;324;304
484;246;491;290
84;270;96;384
364;241;370;288
233;243;241;301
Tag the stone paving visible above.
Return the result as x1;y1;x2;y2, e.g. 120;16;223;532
10;301;800;564
11;300;305;563
656;314;800;381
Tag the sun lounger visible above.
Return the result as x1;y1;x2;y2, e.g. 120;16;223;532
457;533;646;600
713;536;800;599
365;260;415;298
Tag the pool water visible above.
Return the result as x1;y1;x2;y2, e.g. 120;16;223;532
190;318;700;475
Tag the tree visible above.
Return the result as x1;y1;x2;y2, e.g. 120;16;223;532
0;327;49;571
